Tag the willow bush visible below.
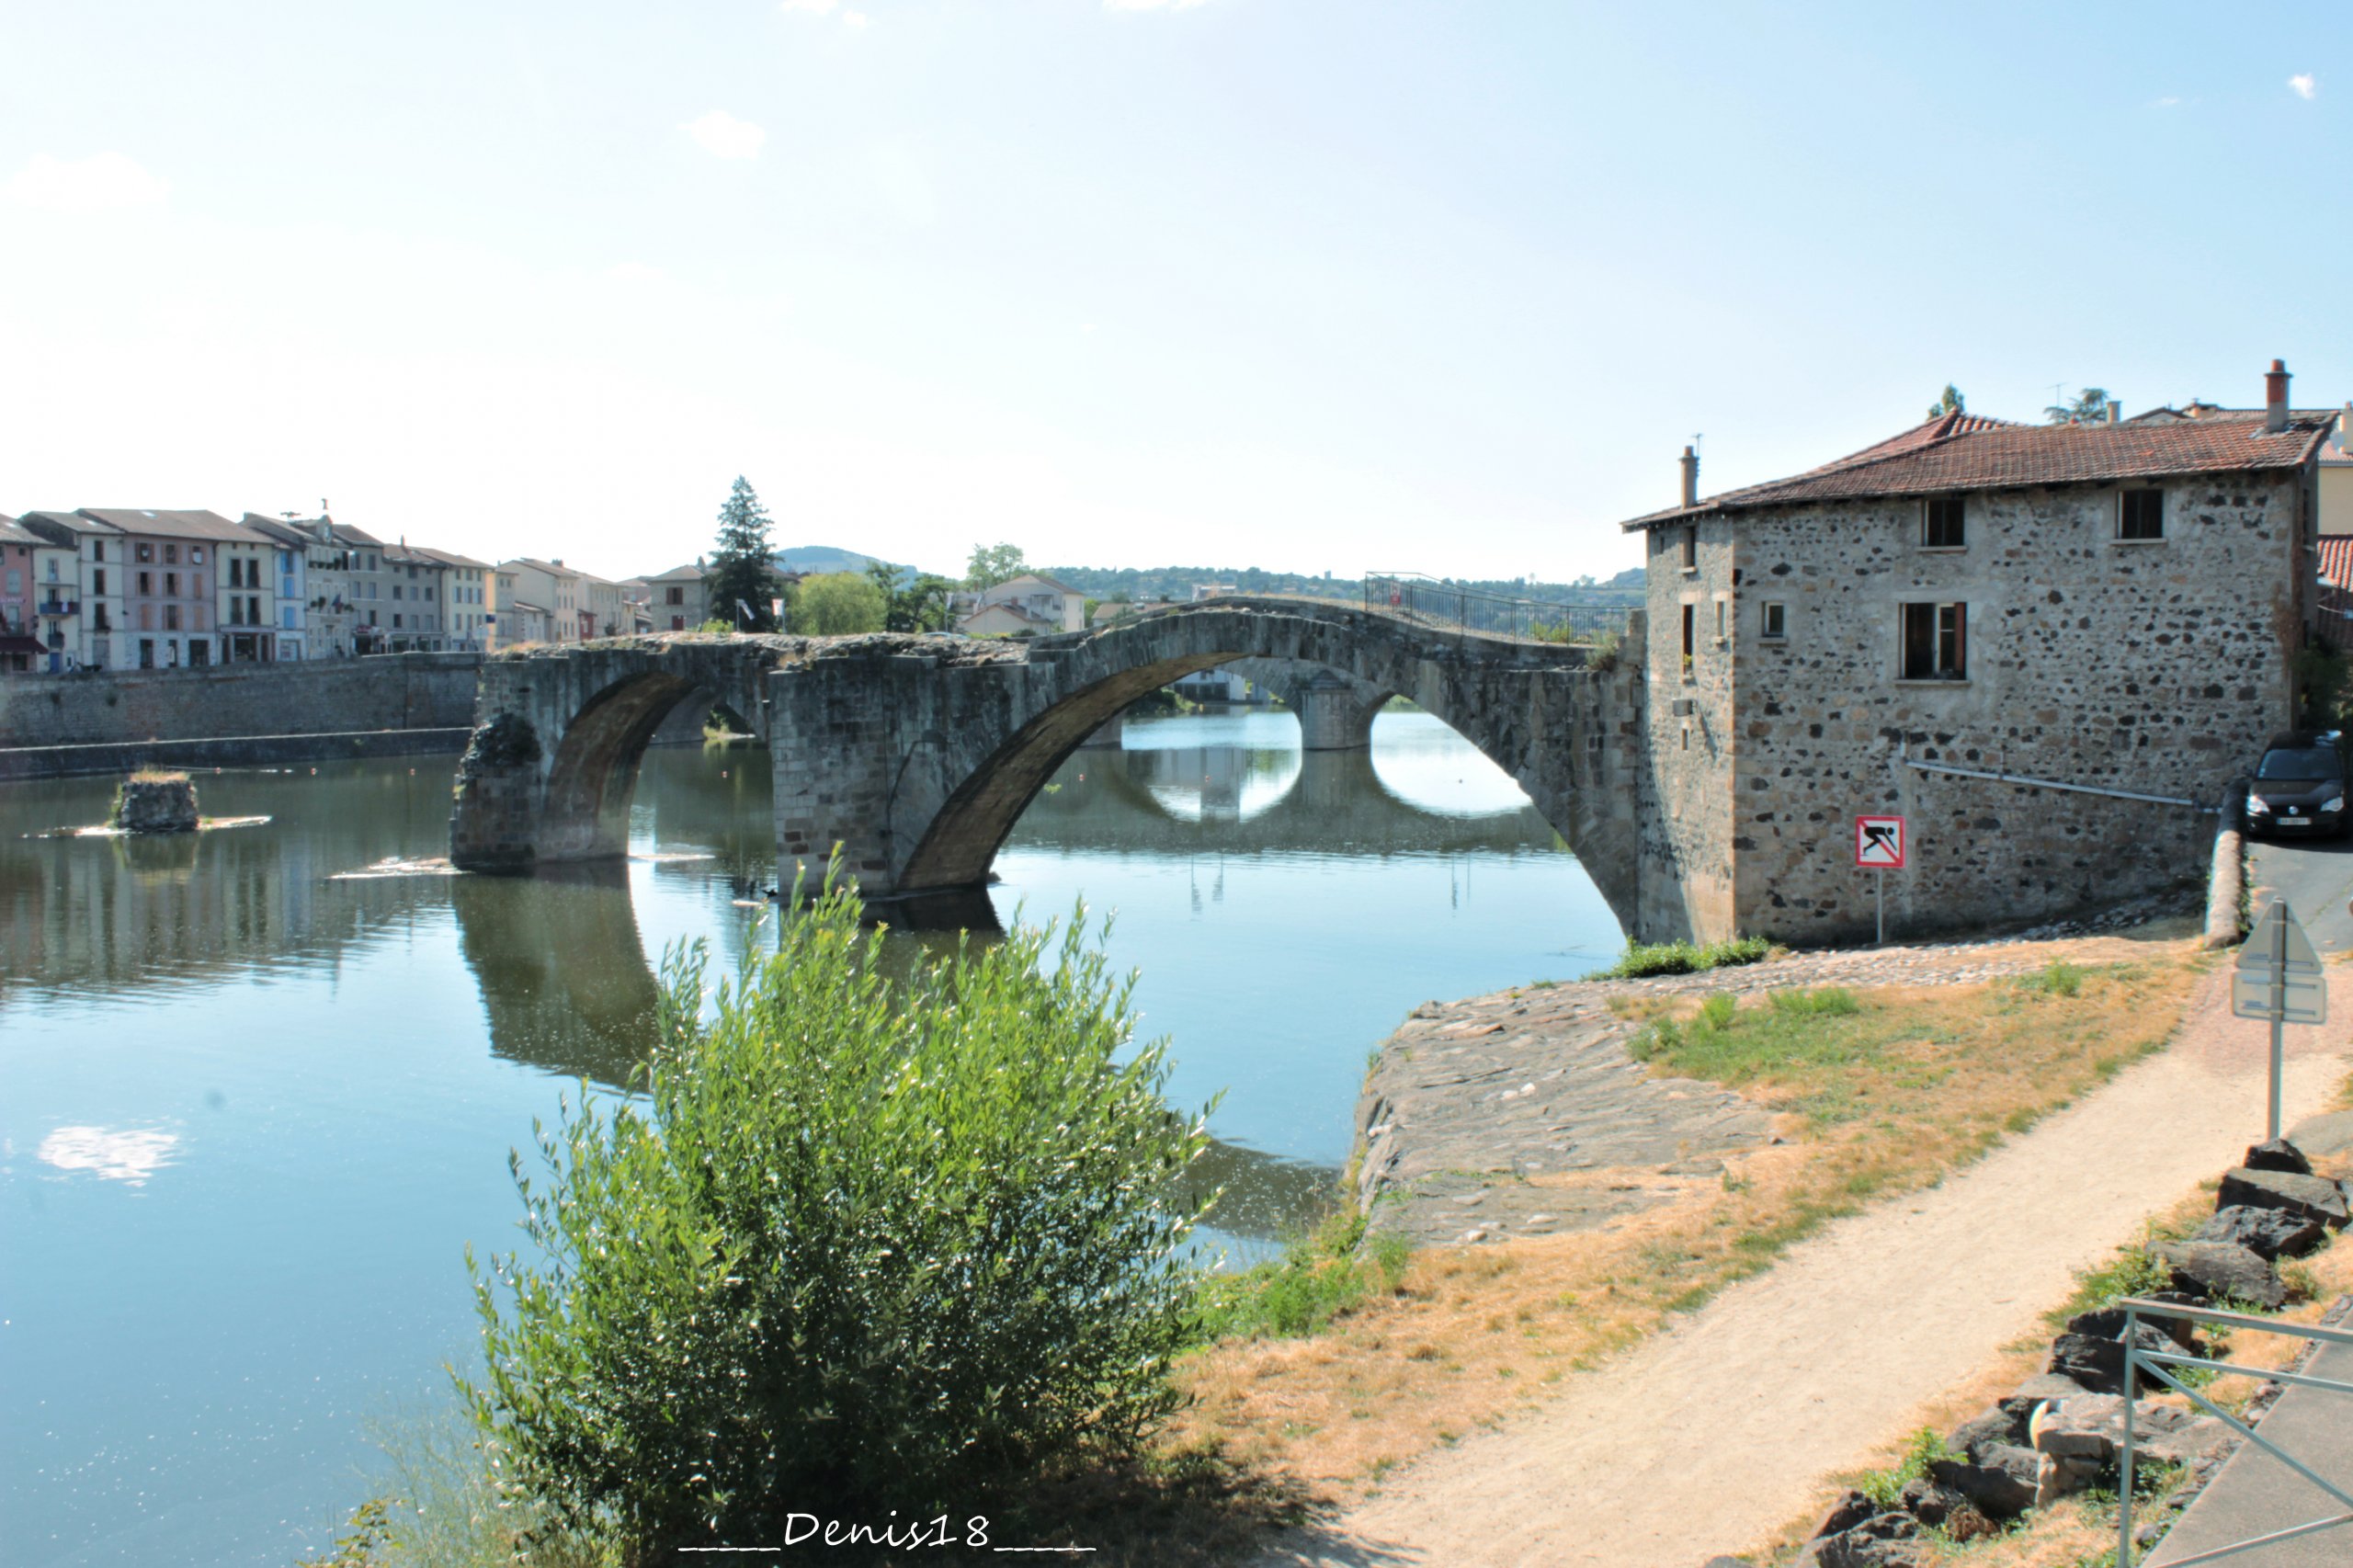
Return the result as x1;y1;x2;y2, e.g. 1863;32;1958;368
460;875;1217;1556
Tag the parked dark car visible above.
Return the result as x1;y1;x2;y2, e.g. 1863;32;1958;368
2245;731;2349;838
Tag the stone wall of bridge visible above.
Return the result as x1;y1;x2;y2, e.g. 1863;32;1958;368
764;599;1652;933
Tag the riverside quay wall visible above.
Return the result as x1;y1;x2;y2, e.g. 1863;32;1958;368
0;653;481;778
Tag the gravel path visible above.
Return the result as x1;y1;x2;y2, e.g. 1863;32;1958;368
1253;960;2353;1568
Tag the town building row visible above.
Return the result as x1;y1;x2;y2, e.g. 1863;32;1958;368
0;508;719;674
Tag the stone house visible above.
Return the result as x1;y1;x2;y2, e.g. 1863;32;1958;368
1622;360;2336;946
17;510;123;670
74;508;264;670
641;562;709;631
212;526;280;663
236;516;314;662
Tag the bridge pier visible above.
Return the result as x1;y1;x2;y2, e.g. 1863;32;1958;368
1292;668;1381;750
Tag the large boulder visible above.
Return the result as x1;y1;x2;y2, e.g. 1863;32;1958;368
2050;1324;2183;1393
2067;1296;2203;1349
2244;1138;2313;1176
2194;1205;2327;1262
2039;1393;2235;1468
1946;1406;2022;1461
1806;1491;1879;1540
1927;1446;2040;1519
1806;1513;1926;1568
2217;1167;2350;1229
2153;1240;2287;1310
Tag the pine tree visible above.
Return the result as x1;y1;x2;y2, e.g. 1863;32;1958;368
706;477;779;631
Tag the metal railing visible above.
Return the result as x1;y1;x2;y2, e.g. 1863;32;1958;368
1362;573;1631;643
2118;1295;2353;1565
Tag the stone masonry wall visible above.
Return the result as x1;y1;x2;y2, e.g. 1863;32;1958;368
1641;517;1740;941
0;653;481;750
1722;472;2305;944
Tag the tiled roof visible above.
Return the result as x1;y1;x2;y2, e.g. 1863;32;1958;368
645;562;705;581
416;547;493;569
78;507;256;542
0;514;36;546
1622;411;2339;530
2320;537;2353;625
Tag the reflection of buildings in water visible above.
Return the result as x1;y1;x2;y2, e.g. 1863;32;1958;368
449;864;663;1088
1127;744;1299;825
0;763;460;1000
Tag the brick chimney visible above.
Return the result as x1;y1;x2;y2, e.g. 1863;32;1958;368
2265;358;2290;433
1680;445;1699;509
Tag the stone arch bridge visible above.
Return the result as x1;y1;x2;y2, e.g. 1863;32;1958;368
448;597;1657;934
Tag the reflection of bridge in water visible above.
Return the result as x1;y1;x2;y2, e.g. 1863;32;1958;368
1010;741;1565;859
444;853;1337;1243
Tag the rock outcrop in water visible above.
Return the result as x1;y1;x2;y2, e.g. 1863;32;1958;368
112;772;200;834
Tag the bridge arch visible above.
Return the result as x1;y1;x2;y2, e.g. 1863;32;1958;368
767;599;1647;930
449;639;790;873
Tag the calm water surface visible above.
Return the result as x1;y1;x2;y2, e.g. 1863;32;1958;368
0;710;1620;1567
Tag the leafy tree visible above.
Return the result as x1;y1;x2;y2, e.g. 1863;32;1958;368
706;477;779;631
865;560;956;631
460;872;1215;1552
2044;387;2114;426
788;571;886;635
964;542;1029;591
1926;384;1966;420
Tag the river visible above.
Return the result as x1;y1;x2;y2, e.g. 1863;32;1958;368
0;708;1621;1567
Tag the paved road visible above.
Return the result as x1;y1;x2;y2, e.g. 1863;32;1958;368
2246;832;2353;955
2142;834;2353;1566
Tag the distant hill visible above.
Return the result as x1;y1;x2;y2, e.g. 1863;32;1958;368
773;544;892;576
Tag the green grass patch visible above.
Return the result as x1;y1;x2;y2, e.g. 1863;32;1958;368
1588;935;1773;981
1194;1210;1414;1342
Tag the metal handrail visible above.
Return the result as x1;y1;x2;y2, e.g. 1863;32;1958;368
2118;1296;2353;1566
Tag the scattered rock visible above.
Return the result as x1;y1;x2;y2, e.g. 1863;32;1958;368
1928;1449;2040;1519
2049;1324;2182;1393
2244;1138;2313;1176
2217;1167;2350;1229
2194;1205;2327;1262
111;774;199;835
2067;1294;2203;1348
1946;1406;2021;1460
1699;1559;1753;1568
1808;1490;1879;1540
1896;1475;1969;1526
2286;1108;2353;1159
1810;1513;1925;1568
2040;1394;2235;1468
2003;1371;2091;1415
2154;1240;2287;1310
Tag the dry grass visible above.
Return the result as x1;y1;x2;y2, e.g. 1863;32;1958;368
124;767;189;783
1166;951;2203;1508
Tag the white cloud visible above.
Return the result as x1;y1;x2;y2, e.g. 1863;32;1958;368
2290;73;2317;100
5;152;167;213
685;110;767;160
39;1125;180;1185
843;9;870;27
1104;0;1214;9
2153;96;2182;109
779;0;837;11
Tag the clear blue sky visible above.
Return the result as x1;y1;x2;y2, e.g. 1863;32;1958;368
2;2;2343;584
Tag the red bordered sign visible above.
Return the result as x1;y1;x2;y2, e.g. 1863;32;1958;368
1855;814;1906;870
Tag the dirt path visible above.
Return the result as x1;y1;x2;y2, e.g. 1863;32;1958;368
1255;962;2353;1568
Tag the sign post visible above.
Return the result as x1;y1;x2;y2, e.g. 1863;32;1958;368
2232;901;2328;1142
1855;814;1906;946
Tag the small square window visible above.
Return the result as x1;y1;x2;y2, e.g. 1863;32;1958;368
2120;489;2164;541
1923;495;1966;548
1901;601;1968;680
1761;601;1787;639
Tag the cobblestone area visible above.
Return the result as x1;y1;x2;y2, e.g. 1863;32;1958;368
1355;912;2200;1247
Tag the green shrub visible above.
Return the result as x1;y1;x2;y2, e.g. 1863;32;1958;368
1589;936;1772;980
1854;1426;1955;1507
460;872;1217;1554
1769;986;1859;1017
1195;1210;1412;1341
2034;960;2087;997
